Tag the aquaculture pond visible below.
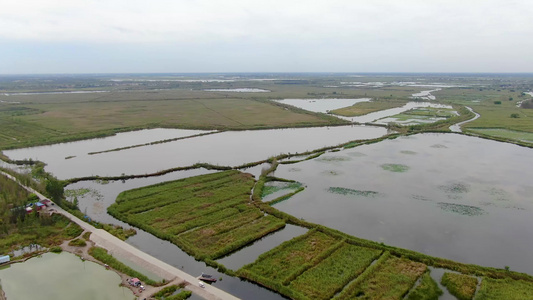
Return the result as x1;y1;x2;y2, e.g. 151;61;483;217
349;102;453;123
273;133;533;274
274;98;371;113
66;170;290;300
5;126;387;179
0;252;134;300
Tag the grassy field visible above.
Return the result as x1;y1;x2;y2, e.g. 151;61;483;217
289;243;382;300
467;128;533;143
335;253;426;299
331;98;407;116
406;271;442;300
239;230;338;282
108;170;285;260
476;277;533;299
441;272;478;300
0;93;346;150
434;87;533;133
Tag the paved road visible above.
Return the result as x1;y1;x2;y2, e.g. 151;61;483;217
1;171;241;300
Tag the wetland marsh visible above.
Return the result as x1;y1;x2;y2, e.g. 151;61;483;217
2;73;533;300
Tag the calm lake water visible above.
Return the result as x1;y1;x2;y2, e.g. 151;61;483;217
349;102;453;123
273;133;533;274
0;252;134;300
274;98;371;113
5;126;387;179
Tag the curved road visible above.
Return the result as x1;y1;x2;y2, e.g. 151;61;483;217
1;171;240;300
450;106;480;132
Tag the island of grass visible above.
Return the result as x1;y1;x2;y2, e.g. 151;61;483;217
108;170;286;260
330;98;407;117
108;169;533;300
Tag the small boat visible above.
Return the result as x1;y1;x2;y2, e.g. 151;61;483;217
199;273;217;282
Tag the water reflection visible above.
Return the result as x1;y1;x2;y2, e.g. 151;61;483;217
273;133;533;274
0;252;134;300
6;126;387;179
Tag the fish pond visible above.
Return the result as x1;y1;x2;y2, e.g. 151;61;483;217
0;252;134;300
4;126;387;179
273;133;533;274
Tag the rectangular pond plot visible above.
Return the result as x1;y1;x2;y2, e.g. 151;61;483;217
239;230;339;283
335;254;426;300
476;277;533;299
289;243;382;300
177;215;286;259
216;224;308;271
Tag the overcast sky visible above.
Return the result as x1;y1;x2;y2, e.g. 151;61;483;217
1;0;532;74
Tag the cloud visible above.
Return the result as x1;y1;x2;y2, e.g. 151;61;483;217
1;0;532;73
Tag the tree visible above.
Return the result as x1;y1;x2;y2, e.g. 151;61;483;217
510;113;520;118
45;177;64;205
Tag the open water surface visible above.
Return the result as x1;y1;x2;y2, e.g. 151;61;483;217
273;133;533;274
5;126;387;179
0;252;134;300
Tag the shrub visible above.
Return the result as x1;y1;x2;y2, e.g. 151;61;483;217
50;246;62;253
68;238;87;247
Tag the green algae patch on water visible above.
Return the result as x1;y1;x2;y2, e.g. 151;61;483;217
316;156;351;163
400;150;418;155
438;182;470;198
430;144;448;149
327;187;379;198
437;202;485;216
347;151;367;157
381;163;410;173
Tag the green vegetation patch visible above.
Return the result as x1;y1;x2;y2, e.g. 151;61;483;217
65;187;103;201
239;230;338;282
381;163;410;173
468;128;533;143
437;203;485;216
289;243;382;300
401;150;418;155
178;214;285;259
331;99;407;117
336;254;426;299
262;181;303;198
0;173;83;255
152;284;191;300
108;170;285;260
316;156;351;163
441;272;478;300
439;182;470;194
68;238;87;247
476;277;533;300
327;187;379;198
406;271;443;300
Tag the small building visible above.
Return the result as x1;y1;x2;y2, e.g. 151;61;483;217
0;255;10;264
